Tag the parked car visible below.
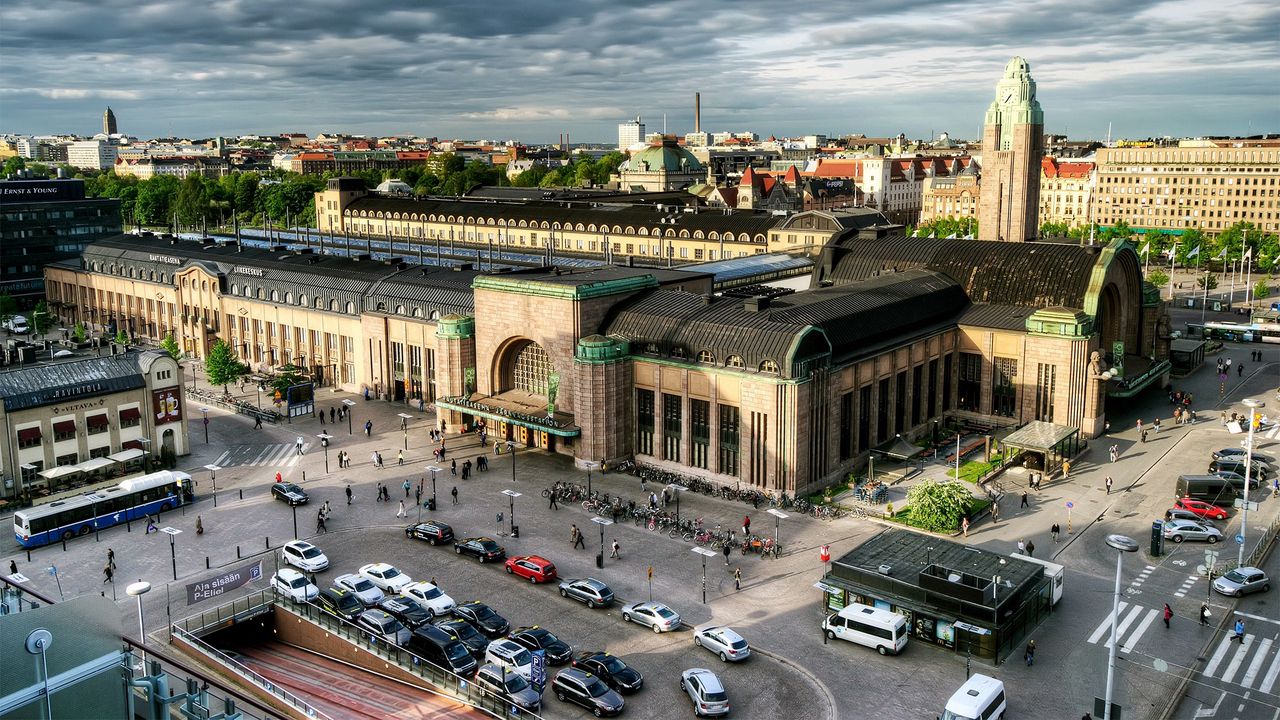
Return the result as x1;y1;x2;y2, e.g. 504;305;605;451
504;555;558;583
572;651;643;694
452;601;510;637
551;667;624;717
271;482;309;506
485;638;534;679
334;573;384;606
404;520;455;545
1162;519;1224;544
1164;508;1206;524
1173;497;1229;521
379;596;432;629
1212;470;1259;489
315;587;364;621
359;562;413;593
454;537;506;563
407;624;479;676
400;581;456;617
1212;567;1271;597
693;626;750;662
354;609;412;646
621;601;681;633
281;540;329;572
681;668;730;717
510;626;573;665
271;568;318;603
475;663;542;713
1208;458;1266;483
558;578;615;609
1212;447;1275;465
434;617;489;658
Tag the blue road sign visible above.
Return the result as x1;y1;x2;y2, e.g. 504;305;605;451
531;649;546;692
1066;501;1074;509
1236;534;1245;544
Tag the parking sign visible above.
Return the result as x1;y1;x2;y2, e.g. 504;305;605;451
530;649;546;693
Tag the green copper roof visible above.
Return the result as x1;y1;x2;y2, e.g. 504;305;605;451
575;334;630;363
436;313;475;338
626;141;704;173
474;273;658;300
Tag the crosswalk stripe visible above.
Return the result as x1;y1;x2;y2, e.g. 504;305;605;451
1120;609;1159;654
1106;605;1146;649
213;451;230;466
1219;635;1254;685
1089;601;1129;645
1203;637;1235;678
1240;637;1272;689
250;446;272;466
264;445;292;466
1259;643;1280;694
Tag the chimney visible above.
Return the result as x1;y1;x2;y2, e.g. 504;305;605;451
695;93;701;133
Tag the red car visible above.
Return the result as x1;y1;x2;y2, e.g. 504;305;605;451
505;555;558;583
1174;497;1229;521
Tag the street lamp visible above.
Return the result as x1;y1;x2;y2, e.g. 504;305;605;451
766;508;788;558
1240;398;1264;567
342;399;356;435
291;502;299;539
1103;534;1139;720
397;413;413;451
160;527;182;581
203;464;220;507
502;489;522;537
591;516;613;568
583;460;600;500
507;440;517;482
126;580;152;665
671;484;687;525
200;407;209;444
317;434;332;473
692;547;718;604
427;466;440;511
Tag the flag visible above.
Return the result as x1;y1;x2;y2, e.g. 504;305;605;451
1244;247;1253;260
1187;246;1200;259
1139;243;1150;256
945;233;957;239
1216;247;1229;259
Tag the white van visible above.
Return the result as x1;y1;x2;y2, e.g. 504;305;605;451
821;602;908;655
940;673;1006;720
1007;553;1065;605
4;315;29;334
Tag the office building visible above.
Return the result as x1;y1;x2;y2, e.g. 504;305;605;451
66;141;118;171
618;117;645;150
103;106;118;135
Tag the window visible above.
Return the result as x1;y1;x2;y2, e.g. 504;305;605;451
718;404;739;476
942;354;953;412
511;342;553;396
671;347;686;360
662;394;682;462
958;353;982;412
911;365;924;427
1035;363;1056;422
636;389;655;456
696;350;715;364
725;355;744;369
877;378;890;442
839;392;853;461
894;371;907;435
993;358;1018;418
644;343;659;355
691;399;710;469
759;359;779;373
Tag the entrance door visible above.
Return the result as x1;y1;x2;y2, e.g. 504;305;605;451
162;429;175;458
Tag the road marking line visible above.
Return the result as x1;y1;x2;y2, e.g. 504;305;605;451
1241;637;1272;689
250;446;272;466
265;445;292;466
1192;690;1225;718
1120;609;1159;654
1204;637;1235;678
1106;605;1146;649
1234;611;1280;627
1219;635;1254;684
1259;642;1280;694
213;451;230;466
1089;601;1130;645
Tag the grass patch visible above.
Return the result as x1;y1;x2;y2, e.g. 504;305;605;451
946;459;1000;484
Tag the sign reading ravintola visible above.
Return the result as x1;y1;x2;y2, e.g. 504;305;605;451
186;560;263;605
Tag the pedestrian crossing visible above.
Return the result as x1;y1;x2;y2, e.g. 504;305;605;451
1173;573;1201;598
211;443;309;469
1087;602;1280;692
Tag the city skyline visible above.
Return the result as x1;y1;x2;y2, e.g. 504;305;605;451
1;0;1277;142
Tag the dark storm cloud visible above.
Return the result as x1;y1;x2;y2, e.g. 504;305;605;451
1;0;1275;140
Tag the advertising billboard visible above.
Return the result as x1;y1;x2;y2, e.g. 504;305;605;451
152;387;183;425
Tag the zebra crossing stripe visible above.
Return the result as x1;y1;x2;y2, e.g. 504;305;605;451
1219;635;1254;685
1203;637;1235;678
1119;609;1159;654
1259;643;1280;694
1089;602;1129;645
1106;605;1146;649
213;451;230;466
1240;637;1272;689
251;446;272;465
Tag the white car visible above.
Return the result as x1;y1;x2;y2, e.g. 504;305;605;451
484;638;533;679
681;668;730;717
622;601;681;633
400;580;456;617
271;568;319;603
334;573;384;606
281;540;329;572
693;626;750;662
359;562;413;593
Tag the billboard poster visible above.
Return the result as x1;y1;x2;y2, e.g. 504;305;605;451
547;371;560;414
185;560;263;605
1111;340;1125;378
286;382;315;418
152;387;183;425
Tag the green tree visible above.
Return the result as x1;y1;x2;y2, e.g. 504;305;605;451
174;175;210;228
0;292;17;329
903;480;974;532
2;156;26;176
268;363;307;395
72;322;87;343
30;300;54;335
1253;280;1271;303
135;174;180;226
204;339;249;392
1198;274;1219;291
1176;229;1206;266
114;328;129;345
160;332;182;360
1146;270;1170;289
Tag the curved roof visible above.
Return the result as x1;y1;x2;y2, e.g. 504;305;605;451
814;233;1126;311
625;141;704;173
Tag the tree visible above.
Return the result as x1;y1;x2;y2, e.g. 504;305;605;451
0;292;16;329
1146;270;1170;289
3;156;26;176
1198;274;1219;291
1254;280;1271;304
904;480;974;532
114;328;130;346
204;339;249;391
72;322;87;343
268;363;307;395
160;332;182;360
31;300;54;335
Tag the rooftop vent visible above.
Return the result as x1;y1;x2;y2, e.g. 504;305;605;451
452;263;474;272
743;297;770;313
878;564;893;576
351;253;372;262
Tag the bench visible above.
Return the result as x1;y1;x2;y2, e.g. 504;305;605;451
945;439;985;465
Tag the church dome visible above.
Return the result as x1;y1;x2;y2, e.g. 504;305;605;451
624;138;704;173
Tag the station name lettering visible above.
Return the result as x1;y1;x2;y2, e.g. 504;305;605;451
234;266;265;277
148;254;182;265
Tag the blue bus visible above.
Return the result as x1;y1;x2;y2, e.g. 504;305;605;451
14;471;194;548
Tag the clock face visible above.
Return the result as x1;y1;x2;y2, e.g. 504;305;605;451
1001;90;1015;104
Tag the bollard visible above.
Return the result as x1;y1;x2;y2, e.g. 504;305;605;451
206;557;210;569
63;538;67;552
265;537;270;549
237;546;241;559
302;471;306;483
239;489;243;500
26;549;31;562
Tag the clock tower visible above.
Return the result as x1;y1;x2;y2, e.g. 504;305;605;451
978;57;1044;242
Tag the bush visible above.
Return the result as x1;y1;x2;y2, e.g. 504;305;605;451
904;480;974;532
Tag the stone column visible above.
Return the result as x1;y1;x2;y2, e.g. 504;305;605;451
573;336;632;467
434;314;476;428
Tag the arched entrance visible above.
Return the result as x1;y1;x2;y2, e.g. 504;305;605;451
492;338;557;451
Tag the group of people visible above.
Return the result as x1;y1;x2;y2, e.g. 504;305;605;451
315;501;332;532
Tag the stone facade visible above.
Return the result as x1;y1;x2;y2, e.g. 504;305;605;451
978;57;1044;242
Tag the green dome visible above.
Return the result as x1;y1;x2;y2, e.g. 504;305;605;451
626;139;703;173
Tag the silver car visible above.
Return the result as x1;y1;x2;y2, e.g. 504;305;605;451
622;601;681;633
354;609;412;646
334;573;385;606
692;626;750;662
681;668;730;717
1212;567;1271;597
1162;519;1223;544
475;663;542;712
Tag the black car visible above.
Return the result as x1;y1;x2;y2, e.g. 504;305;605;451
571;651;644;694
551;667;624;717
434;617;489;658
452;601;510;638
272;482;309;506
510;626;573;665
454;536;506;563
379;596;432;629
404;520;455;546
315;587;363;622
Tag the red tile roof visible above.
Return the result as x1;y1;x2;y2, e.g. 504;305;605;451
1042;157;1094;178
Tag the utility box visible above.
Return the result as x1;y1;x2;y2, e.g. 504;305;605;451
596;553;604;569
1151;520;1164;556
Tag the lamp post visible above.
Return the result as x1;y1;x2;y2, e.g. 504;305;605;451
126;580;152;665
671;484;687;525
583;460;600;500
1103;534;1139;720
1240;398;1263;567
138;437;151;473
397;412;413;451
317;434;332;473
591;516;613;568
291;502;298;539
507;440;517;482
160;527;181;581
342;399;356;435
766;508;788;558
203;464;220;507
502;489;522;537
692;547;718;604
200;407;209;444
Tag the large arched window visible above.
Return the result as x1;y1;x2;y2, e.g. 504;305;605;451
509;341;553;396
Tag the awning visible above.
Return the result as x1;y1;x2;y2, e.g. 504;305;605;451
17;427;41;443
108;448;145;462
121;439;144;451
875;434;925;460
76;457;117;472
38;466;82;480
119;407;142;422
87;413;110;428
53;419;76;434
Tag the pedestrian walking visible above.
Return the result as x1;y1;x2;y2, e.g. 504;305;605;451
375;482;383;502
1026;540;1035;557
548;489;559;510
1239;363;1245;377
1163;603;1173;629
403;479;411;497
743;515;751;536
1233;618;1246;642
494;440;502;455
571;525;585;549
451;486;458;505
316;512;327;533
610;539;620;559
107;548;116;569
253;414;262;429
415;485;422;505
146;517;157;534
1024;640;1035;666
451;459;457;476
296;436;305;455
397;500;406;518
196;515;204;535
1017;539;1026;554
8;559;16;575
1020;490;1029;508
345;484;353;504
103;564;113;583
735;567;742;591
319;412;325;426
1062;460;1070;479
330;407;335;423
1109;445;1117;463
1199;603;1210;626
723;542;731;565
1141;427;1148;443
323;500;331;517
1051;522;1060;542
364;420;372;437
961;516;970;538
398;450;405;467
991;502;1000;524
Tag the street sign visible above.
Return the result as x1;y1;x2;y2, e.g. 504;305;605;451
1233;499;1259;511
1196;564;1207;575
7;573;29;583
1235;534;1245;545
502;489;522;499
1066;501;1074;509
953;621;992;635
812;581;842;594
530;649;546;693
819;545;831;563
161;527;182;536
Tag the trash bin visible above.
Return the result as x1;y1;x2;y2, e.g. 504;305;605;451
595;552;604;569
426;498;436;511
1151;520;1164;556
512;525;519;538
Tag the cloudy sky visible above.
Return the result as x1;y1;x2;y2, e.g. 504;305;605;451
2;0;1276;143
